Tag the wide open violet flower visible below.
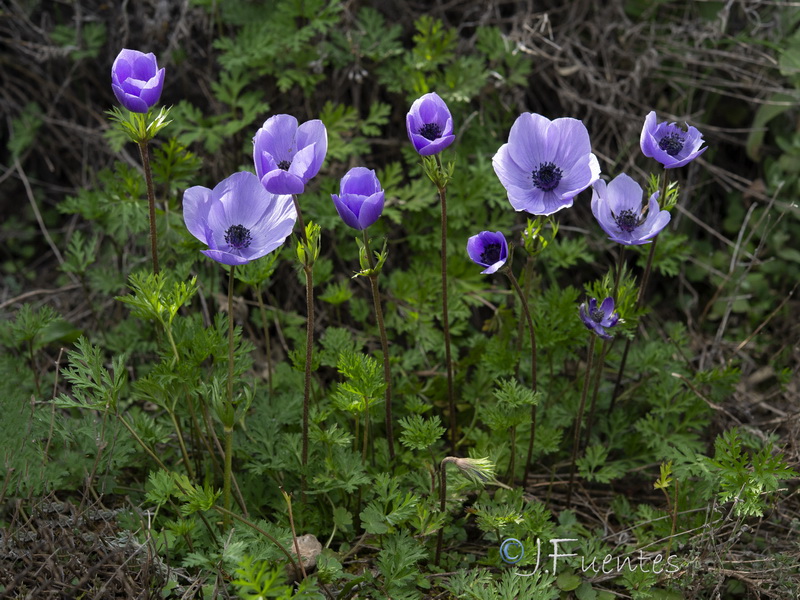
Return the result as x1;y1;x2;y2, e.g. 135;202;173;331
331;167;385;230
640;111;707;169
579;297;619;340
493;113;600;216
591;174;670;245
406;92;455;156
111;49;165;113
467;231;508;274
253;115;327;195
183;171;296;266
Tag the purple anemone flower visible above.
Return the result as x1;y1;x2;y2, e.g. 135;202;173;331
183;171;296;266
467;231;508;274
406;92;455;156
331;167;385;230
579;297;619;340
253;115;328;195
640;111;707;169
493;113;601;216
111;49;165;113
591;174;670;245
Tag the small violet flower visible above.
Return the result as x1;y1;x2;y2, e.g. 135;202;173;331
111;49;165;113
493;113;601;216
331;167;385;230
467;231;508;274
591;174;670;245
579;297;619;340
253;114;328;195
183;171;296;266
406;92;455;156
640;111;707;169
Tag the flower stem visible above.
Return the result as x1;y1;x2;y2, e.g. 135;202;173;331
137;140;159;274
301;263;314;492
363;230;395;461
434;457;455;566
224;264;236;526
435;156;456;454
567;334;595;508
611;173;666;404
255;289;274;396
505;269;538;484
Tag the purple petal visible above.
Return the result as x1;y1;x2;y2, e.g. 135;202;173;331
331;194;361;229
201;249;252;266
261;169;305;195
256;115;298;164
295;119;327;178
507;113;549;172
183;185;214;243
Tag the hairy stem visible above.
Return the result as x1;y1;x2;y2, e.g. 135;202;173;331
223;264;236;526
505;269;538;484
363;230;395;461
567;335;595;508
435;156;456;453
137;140;159;274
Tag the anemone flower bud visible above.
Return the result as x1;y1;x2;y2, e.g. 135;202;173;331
579;297;620;340
591;174;670;245
331;167;385;230
493;113;600;216
111;49;165;113
183;172;296;266
253;114;328;195
640;111;707;169
406;92;455;156
466;231;508;274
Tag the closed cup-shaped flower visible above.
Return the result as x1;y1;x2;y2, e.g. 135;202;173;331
331;167;385;230
406;92;455;156
579;297;619;340
493;113;600;216
253;115;327;195
640;111;707;169
591;174;670;245
467;231;508;274
183;172;296;266
111;49;165;113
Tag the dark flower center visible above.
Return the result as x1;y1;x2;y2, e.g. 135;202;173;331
531;162;563;192
590;308;605;323
480;243;502;265
658;132;685;156
613;208;643;233
419;123;442;141
224;224;252;250
277;160;291;171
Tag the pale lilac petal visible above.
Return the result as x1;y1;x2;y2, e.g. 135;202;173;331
183;185;214;244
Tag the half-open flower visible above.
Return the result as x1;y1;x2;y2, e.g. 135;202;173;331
591;174;670;245
467;231;508;274
183;171;296;266
331;167;385;230
406;92;455;156
493;113;600;216
640;111;707;169
579;297;619;340
111;49;165;113
253;115;328;195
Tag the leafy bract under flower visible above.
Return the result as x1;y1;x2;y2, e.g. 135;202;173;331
640;111;707;168
111;49;165;113
579;297;619;340
493;113;600;216
467;231;508;274
253;115;328;195
591;174;670;245
331;167;385;230
406;92;455;156
183;171;296;266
